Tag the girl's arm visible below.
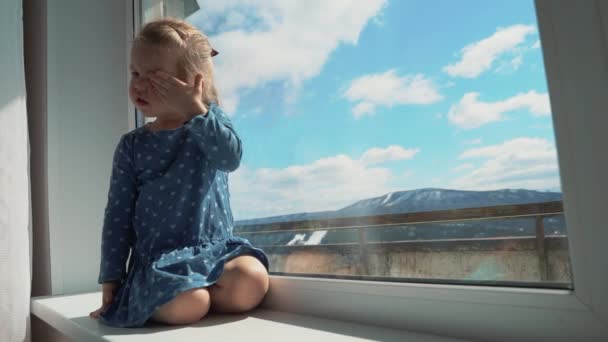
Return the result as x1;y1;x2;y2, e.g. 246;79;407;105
97;135;137;284
146;71;242;172
184;105;243;172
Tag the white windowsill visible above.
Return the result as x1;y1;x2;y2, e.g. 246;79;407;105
30;291;462;342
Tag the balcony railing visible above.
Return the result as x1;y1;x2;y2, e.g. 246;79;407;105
234;201;567;283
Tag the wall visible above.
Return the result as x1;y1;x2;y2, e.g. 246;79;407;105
44;0;130;295
24;0;131;341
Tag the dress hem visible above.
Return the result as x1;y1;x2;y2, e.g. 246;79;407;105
99;240;269;328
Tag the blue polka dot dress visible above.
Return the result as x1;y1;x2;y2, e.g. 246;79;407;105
97;103;269;328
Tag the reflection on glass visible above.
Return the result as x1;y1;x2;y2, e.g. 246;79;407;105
142;0;572;287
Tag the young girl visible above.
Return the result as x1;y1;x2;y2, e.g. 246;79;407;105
89;18;270;328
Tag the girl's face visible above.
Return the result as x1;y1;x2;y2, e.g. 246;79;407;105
129;43;185;118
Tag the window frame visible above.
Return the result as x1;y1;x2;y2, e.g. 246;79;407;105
129;0;141;131
129;1;608;340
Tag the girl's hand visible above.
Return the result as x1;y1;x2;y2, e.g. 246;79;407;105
149;70;208;121
89;282;120;319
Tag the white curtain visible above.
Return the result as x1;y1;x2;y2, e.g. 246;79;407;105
0;0;33;341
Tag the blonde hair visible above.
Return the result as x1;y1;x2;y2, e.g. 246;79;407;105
134;18;220;106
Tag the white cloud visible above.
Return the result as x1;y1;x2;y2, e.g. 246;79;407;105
344;70;443;118
532;40;541;49
220;94;239;115
448;90;551;129
452;163;475;172
511;54;524;68
192;0;387;113
495;53;524;74
359;145;419;165
465;138;483;145
402;170;415;178
443;24;536;78
450;137;560;190
352;102;375;118
229;145;418;219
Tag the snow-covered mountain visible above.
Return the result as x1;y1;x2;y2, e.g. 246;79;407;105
337;188;562;216
236;188;562;225
234;188;565;246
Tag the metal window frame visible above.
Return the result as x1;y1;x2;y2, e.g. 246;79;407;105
127;0;140;131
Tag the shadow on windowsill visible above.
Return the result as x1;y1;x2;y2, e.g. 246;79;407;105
69;312;249;336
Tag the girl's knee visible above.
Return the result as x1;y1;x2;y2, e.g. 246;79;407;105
228;269;269;312
152;288;210;325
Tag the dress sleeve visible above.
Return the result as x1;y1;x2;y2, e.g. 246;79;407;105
98;135;138;284
183;104;243;172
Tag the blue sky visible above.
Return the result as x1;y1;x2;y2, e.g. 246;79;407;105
187;0;560;220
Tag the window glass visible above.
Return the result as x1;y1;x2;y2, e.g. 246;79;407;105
142;0;572;288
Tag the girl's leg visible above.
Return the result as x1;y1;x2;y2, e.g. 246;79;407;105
151;287;210;325
208;255;270;314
